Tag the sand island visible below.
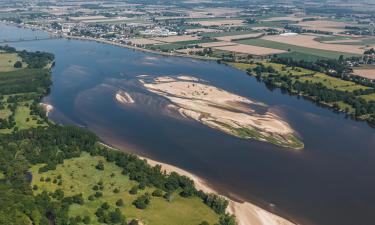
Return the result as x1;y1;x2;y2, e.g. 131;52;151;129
139;75;304;150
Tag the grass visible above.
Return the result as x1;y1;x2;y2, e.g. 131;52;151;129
230;61;370;93
361;93;375;102
30;152;219;225
0;53;25;72
227;62;257;71
236;38;360;60
298;73;369;92
0;171;4;180
335;101;355;113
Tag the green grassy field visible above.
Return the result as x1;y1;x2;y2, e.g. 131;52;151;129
236;38;360;60
230;62;369;93
0;53;25;72
361;93;375;102
30;152;219;225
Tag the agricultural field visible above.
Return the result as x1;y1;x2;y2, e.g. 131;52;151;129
213;44;286;56
262;34;367;54
30;152;220;225
236;38;359;60
353;68;375;80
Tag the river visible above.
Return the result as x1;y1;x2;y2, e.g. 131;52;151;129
2;23;375;225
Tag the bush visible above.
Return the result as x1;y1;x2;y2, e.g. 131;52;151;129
95;191;103;198
32;185;38;190
129;186;138;195
83;216;91;224
13;61;22;68
113;188;120;193
95;161;105;170
133;194;151;209
116;199;124;207
129;219;139;225
101;202;110;210
152;189;163;197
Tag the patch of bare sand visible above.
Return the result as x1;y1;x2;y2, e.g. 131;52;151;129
139;76;303;149
353;69;375;80
262;34;367;54
39;103;54;116
115;90;135;104
188;19;245;26
144;157;296;225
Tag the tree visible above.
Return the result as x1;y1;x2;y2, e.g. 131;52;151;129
83;216;91;224
13;61;22;68
101;202;110;210
96;160;105;170
129;186;138;195
133;194;151;209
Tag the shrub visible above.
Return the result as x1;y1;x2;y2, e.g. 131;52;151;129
133;194;151;209
83;216;91;224
101;202;110;210
116;199;124;207
152;189;163;197
95;161;105;170
129;186;138;195
95;191;103;198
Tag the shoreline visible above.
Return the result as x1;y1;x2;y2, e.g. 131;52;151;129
99;142;299;225
2;22;299;225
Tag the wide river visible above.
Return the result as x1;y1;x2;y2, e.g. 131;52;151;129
2;24;375;225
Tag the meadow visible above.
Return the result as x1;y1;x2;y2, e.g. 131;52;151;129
30;152;220;225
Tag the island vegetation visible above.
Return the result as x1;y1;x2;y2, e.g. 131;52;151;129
0;46;235;225
139;75;303;149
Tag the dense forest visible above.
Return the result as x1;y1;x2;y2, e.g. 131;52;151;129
0;47;236;225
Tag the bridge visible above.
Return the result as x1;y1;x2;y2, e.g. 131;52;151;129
0;36;60;44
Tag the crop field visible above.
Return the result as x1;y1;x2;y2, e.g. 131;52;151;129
353;69;375;80
213;44;286;56
262;35;366;54
30;152;219;225
236;38;359;59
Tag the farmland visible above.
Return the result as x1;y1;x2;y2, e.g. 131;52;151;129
236;38;359;60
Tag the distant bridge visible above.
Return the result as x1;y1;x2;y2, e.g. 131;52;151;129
0;36;60;44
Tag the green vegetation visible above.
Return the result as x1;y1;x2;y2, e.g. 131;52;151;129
230;61;375;125
236;38;359;60
0;46;236;225
31;152;219;225
0;52;25;71
0;46;52;133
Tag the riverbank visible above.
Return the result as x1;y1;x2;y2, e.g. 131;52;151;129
99;142;298;225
